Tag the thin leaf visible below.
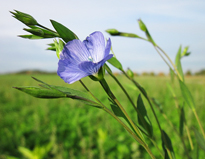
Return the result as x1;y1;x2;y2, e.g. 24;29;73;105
13;86;66;98
50;20;78;43
179;106;185;136
137;94;153;137
18;147;33;159
32;77;102;108
179;80;195;109
18;34;43;39
193;127;205;151
161;130;175;159
107;57;123;70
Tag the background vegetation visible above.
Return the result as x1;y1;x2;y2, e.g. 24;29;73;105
0;73;205;158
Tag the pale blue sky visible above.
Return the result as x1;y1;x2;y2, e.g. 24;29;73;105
0;0;205;74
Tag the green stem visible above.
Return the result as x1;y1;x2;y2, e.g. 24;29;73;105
79;80;155;159
122;70;177;159
99;78;145;142
37;23;57;33
193;109;205;139
156;45;183;81
106;65;165;157
122;70;162;131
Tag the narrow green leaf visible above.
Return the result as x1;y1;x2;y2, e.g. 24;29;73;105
18;34;43;39
110;101;142;138
179;106;185;136
13;86;66;98
161;130;175;159
32;77;102;108
137;94;153;137
179;80;195;109
107;57;123;71
175;45;184;82
50;20;78;43
193;127;205;151
110;102;126;118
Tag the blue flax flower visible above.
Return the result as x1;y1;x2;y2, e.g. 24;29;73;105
57;31;113;84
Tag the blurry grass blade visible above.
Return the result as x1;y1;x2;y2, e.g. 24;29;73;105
166;83;176;97
151;98;163;112
169;68;175;83
50;20;78;43
107;56;123;70
18;34;43;39
161;130;175;159
137;94;153;137
179;80;195;109
18;147;33;159
13;86;66;98
193;127;205;151
175;45;184;82
179;106;185;137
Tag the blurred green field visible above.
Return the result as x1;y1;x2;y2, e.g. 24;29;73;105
0;74;205;159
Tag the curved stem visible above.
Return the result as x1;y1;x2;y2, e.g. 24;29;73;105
122;70;162;132
156;45;183;81
79;80;155;159
193;109;205;139
37;23;57;33
99;78;145;142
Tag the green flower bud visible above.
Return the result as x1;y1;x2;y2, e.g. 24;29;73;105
10;10;38;26
138;19;147;32
106;29;120;36
127;68;134;79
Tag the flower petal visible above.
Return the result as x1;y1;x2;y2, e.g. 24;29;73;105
57;58;89;84
83;31;105;62
61;39;91;64
104;38;111;58
78;54;113;74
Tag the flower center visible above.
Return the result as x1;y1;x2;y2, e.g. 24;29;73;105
88;56;94;62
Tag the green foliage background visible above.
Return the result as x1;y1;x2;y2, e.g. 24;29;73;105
0;74;205;158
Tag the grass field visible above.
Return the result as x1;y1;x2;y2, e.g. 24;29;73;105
0;74;205;159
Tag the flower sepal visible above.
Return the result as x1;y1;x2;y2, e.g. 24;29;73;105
89;65;105;82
